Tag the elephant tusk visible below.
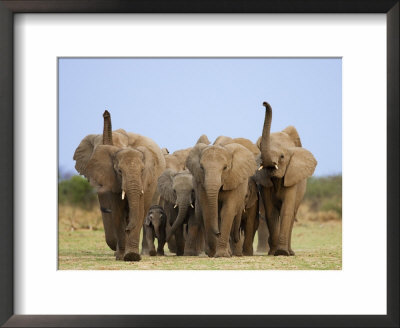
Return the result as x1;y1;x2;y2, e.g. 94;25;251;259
141;190;144;195
275;165;278;170
121;190;125;200
190;203;194;208
258;165;263;171
174;204;178;208
243;208;246;213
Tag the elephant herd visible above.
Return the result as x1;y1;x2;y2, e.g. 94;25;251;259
73;102;317;261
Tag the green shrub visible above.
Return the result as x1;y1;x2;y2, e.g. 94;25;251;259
58;175;97;209
305;175;342;218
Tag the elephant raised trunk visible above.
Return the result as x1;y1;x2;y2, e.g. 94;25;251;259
103;110;113;146
260;101;273;167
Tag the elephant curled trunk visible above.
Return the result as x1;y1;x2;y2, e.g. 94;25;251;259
260;101;273;167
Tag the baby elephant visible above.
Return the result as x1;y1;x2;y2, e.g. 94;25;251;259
143;205;167;256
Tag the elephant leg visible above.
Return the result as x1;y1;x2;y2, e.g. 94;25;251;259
288;207;300;256
256;199;269;253
97;192;118;251
184;213;200;256
275;186;297;256
215;201;237;257
144;226;157;256
141;228;150;255
167;234;177;254
243;204;259;256
141;192;155;255
174;225;185;256
114;201;128;260
157;239;165;256
261;188;280;255
230;227;243;257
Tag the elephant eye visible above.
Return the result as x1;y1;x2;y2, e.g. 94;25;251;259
223;165;228;170
280;154;284;159
200;164;204;170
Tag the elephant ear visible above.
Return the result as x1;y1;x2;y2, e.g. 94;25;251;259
223;144;257;191
253;154;273;188
157;169;176;204
137;146;156;190
85;145;121;193
284;147;317;187
73;134;100;177
186;143;208;184
144;215;151;226
282;126;302;147
196;134;210;145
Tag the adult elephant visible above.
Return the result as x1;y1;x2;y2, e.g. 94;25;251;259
213;136;260;256
73;111;166;261
160;135;210;254
157;169;204;256
186;142;257;257
254;102;317;256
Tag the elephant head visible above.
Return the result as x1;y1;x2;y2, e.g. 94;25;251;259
85;144;156;232
186;143;257;238
157;169;195;241
258;102;317;187
144;205;167;241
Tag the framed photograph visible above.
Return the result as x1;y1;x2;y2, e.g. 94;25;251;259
1;1;398;327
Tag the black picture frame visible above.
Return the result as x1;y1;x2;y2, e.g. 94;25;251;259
0;1;398;327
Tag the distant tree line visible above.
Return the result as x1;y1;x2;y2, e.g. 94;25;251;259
305;175;342;217
58;175;97;209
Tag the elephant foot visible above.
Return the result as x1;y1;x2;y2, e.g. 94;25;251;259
184;249;198;256
124;252;141;262
149;250;157;256
268;248;277;256
115;250;125;261
289;249;295;256
215;249;231;258
243;249;253;256
157;250;165;256
274;248;290;256
256;246;268;253
141;249;150;256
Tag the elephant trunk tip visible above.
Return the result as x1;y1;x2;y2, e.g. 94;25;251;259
103;110;111;118
262;101;272;111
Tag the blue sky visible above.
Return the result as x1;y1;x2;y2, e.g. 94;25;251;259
59;58;341;177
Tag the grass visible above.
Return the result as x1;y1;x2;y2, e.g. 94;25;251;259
58;219;341;270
